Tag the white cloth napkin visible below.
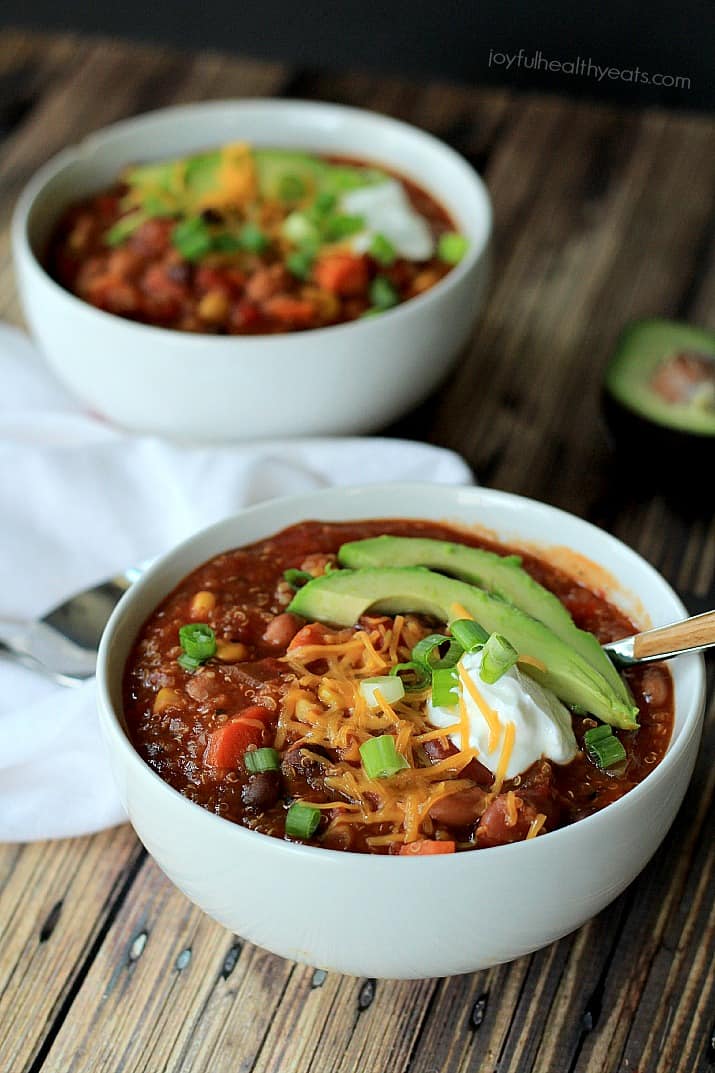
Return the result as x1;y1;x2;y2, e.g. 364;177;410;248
0;324;472;842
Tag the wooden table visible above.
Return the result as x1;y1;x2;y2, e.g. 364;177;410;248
0;29;713;1073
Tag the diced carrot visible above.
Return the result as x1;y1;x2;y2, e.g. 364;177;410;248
399;840;456;856
313;253;369;296
263;295;317;328
204;706;275;769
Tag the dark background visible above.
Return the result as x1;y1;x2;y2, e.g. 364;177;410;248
2;0;713;111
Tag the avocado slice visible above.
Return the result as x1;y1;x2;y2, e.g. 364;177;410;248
338;535;632;706
287;567;639;729
254;149;386;200
603;320;715;476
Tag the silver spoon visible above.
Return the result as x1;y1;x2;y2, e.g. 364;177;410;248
0;571;711;687
0;563;148;687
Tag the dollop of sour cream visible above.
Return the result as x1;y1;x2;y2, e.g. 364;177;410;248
341;180;435;260
427;649;578;780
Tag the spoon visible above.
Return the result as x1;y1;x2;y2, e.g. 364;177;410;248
0;570;712;686
0;563;149;687
603;610;715;666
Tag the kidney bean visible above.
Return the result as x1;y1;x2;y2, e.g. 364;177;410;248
241;771;281;810
429;787;489;828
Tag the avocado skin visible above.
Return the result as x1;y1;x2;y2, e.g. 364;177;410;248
603;319;715;477
338;535;631;706
287;566;639;729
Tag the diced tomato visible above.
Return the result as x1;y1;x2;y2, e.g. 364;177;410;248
262;295;317;328
204;705;276;769
399;840;456;856
287;622;332;650
313;253;369;296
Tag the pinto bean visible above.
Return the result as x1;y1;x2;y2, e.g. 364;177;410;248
476;794;540;848
263;612;304;648
429;787;489;828
245;264;290;302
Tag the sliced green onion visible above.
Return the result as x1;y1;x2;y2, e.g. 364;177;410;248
179;623;216;662
359;735;409;779
450;619;489;652
286;248;315;280
360;676;405;708
104;211;147;247
368;233;396;266
177;652;202;673
211;232;243;252
431;667;459;707
324;213;365;240
389;661;430;691
244;747;280;773
142;194;178;218
313;191;337;216
583;724;612;744
238;222;269;254
283;568;313;589
278;174;307;202
411;633;463;672
282;211;321;246
285;802;321;839
437;232;469;264
369;275;400;311
172;217;213;260
584;725;627;769
480;633;518;684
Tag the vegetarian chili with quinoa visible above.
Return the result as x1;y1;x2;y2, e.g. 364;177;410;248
123;519;674;855
47;145;467;334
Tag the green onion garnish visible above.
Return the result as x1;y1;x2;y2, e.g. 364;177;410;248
369;275;400;311
286;249;315;280
172;217;213;260
211;233;244;252
450;619;489;652
359;735;409;780
283;568;313;589
238;222;269;254
278;174;307;202
324;213;365;240
389;661;430;691
285;801;321;839
244;747;280;773
437;232;469;264
584;725;627;770
313;191;337;216
411;633;463;672
359;676;405;708
179;623;217;662
282;211;320;246
104;211;147;247
479;633;518;684
177;652;202;673
368;233;397;266
431;667;459;707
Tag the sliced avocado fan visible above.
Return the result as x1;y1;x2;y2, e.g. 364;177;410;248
287;567;639;730
338;535;633;707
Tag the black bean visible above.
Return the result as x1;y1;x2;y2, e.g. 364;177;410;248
241;771;280;810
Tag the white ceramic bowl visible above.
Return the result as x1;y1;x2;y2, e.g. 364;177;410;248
12;100;491;441
96;484;705;978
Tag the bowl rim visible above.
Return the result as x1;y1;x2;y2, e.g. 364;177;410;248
12;97;492;347
96;481;706;866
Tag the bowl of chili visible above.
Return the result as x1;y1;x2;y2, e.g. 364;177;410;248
12;100;491;440
96;483;706;978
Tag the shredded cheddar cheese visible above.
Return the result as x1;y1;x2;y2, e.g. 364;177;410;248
492;721;516;793
526;813;547;839
517;654;547;672
450;602;474;621
459;664;502;752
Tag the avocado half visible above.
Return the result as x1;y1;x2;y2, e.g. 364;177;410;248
603;319;715;471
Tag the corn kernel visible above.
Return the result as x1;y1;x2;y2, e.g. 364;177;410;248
198;290;230;323
215;641;248;662
153;687;182;714
190;590;216;617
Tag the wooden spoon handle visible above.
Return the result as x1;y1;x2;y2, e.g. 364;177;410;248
633;610;715;659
